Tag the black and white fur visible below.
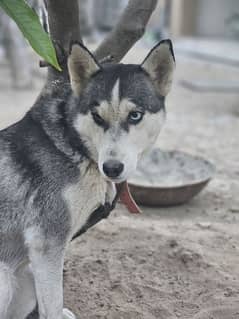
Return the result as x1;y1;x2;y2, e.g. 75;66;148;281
0;40;175;319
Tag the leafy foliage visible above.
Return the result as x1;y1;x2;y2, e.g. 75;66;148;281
0;0;61;71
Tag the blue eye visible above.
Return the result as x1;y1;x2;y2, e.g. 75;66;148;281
128;111;144;124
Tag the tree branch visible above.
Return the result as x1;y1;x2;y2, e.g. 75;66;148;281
95;0;158;63
45;0;82;82
44;0;158;85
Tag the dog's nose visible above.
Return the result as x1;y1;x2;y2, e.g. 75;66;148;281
103;160;124;178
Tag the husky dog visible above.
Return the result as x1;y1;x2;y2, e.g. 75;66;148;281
0;40;175;319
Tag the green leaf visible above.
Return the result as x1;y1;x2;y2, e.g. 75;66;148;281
0;0;61;71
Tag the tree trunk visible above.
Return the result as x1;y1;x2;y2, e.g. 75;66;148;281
45;0;82;83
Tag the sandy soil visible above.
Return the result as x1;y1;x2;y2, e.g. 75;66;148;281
1;44;239;319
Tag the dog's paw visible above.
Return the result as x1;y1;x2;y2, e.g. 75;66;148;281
63;308;77;319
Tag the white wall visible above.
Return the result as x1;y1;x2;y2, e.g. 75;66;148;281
196;0;239;38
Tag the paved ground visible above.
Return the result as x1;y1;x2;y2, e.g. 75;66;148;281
1;43;239;318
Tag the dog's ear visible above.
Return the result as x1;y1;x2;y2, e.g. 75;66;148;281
141;39;175;96
68;42;100;96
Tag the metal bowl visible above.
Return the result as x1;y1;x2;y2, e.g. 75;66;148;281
128;149;215;207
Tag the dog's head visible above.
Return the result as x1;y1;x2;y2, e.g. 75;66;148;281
68;40;175;183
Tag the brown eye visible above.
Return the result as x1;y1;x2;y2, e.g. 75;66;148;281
91;111;109;130
91;111;104;126
128;111;144;124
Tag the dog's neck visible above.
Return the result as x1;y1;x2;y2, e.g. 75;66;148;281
30;85;91;164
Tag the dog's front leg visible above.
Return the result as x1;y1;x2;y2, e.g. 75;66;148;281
28;241;65;319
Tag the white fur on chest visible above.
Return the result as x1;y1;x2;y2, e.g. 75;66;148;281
62;162;115;237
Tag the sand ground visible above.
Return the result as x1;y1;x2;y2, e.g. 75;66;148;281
1;44;239;319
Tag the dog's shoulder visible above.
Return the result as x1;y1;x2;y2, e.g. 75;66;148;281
0;110;79;230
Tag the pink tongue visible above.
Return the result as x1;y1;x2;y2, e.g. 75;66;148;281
115;181;142;214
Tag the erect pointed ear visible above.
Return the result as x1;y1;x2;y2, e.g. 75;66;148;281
67;42;100;96
141;39;175;96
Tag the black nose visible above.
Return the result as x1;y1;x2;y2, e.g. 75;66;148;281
103;160;124;178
